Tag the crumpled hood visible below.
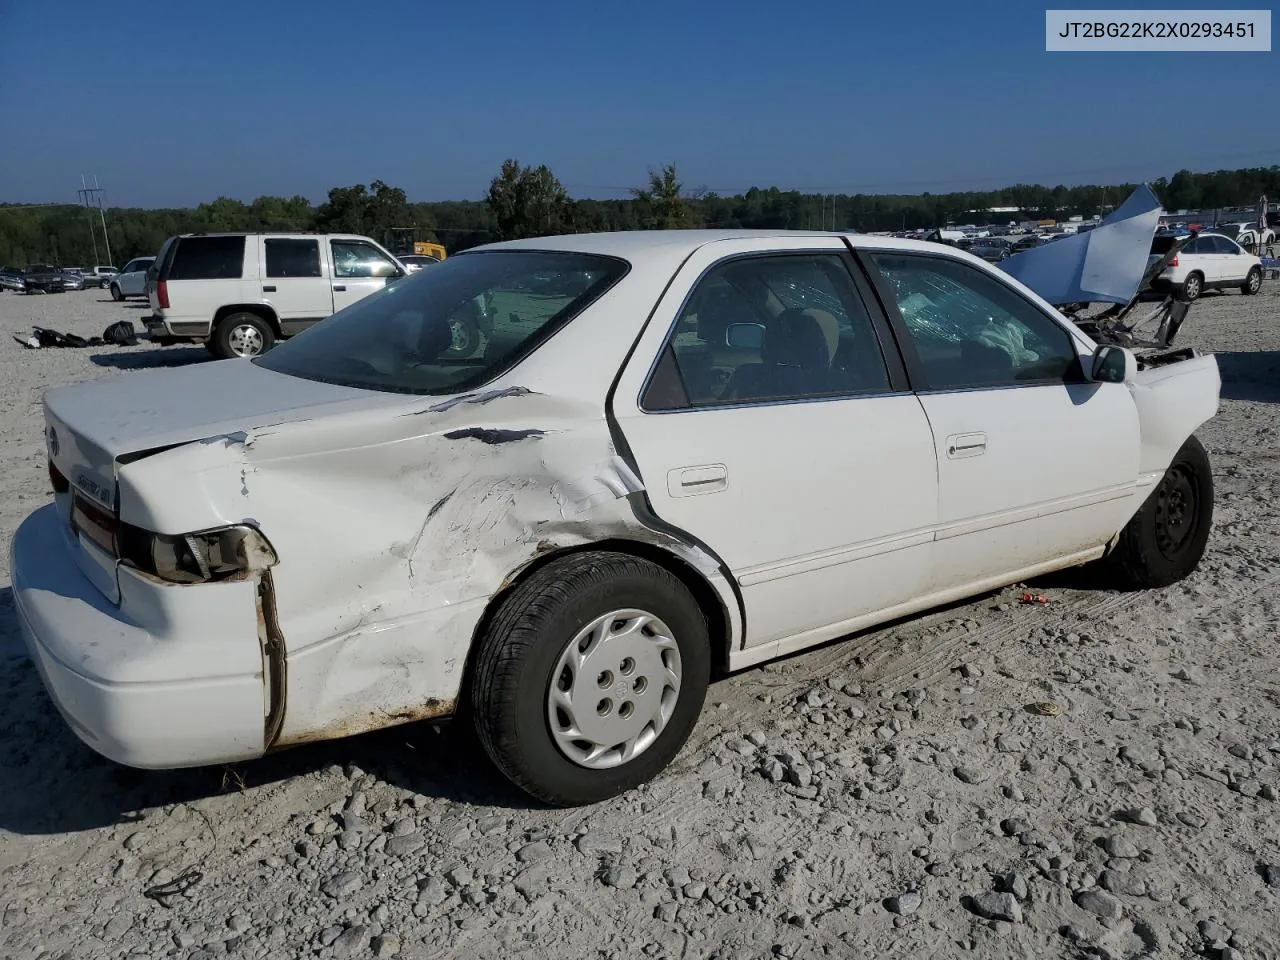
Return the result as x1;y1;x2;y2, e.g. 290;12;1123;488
45;359;406;459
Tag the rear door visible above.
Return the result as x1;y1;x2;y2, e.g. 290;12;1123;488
327;238;402;313
860;249;1140;591
262;237;333;334
612;238;939;652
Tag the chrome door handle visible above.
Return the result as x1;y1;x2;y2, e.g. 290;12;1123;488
946;432;987;459
667;464;728;497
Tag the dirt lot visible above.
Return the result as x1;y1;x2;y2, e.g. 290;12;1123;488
1;283;1278;960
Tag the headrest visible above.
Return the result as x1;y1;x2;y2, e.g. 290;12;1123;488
762;309;830;369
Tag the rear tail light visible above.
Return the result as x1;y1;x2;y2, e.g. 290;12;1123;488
71;493;119;555
1167;255;1179;267
119;523;277;584
48;459;69;494
156;280;170;309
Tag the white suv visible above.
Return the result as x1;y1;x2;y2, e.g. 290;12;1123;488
145;233;406;358
1150;232;1263;302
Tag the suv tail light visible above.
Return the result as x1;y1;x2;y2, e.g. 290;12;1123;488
1167;255;1179;267
156;279;170;309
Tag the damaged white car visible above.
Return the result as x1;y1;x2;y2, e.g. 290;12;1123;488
12;231;1221;806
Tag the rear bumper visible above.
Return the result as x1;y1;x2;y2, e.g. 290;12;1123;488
143;315;211;339
10;504;267;769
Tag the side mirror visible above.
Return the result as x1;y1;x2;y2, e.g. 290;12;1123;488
725;322;765;351
1091;345;1134;384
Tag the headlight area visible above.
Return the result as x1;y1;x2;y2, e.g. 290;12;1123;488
118;521;279;584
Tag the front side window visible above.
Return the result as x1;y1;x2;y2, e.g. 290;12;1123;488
254;251;626;395
265;238;322;278
643;254;890;410
332;240;399;278
867;253;1079;390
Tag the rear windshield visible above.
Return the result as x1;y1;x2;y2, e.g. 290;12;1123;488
1150;236;1179;255
166;235;246;280
254;250;628;395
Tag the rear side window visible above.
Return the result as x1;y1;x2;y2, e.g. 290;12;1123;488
265;239;322;278
168;236;246;280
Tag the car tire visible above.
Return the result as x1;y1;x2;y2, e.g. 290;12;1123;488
1241;266;1262;296
212;313;275;359
1177;273;1202;302
1106;436;1213;590
109;283;123;301
471;551;711;806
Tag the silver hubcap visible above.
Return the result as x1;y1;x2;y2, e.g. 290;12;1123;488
1187;278;1199;297
228;323;264;357
547;609;681;769
1249;272;1260;292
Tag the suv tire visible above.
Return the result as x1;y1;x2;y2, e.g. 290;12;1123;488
213;312;276;359
109;283;123;301
1178;273;1203;302
1241;266;1262;296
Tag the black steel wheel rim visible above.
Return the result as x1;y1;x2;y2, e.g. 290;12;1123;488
1154;465;1198;560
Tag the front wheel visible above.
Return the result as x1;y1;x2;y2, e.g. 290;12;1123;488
1106;436;1213;589
109;283;123;301
212;313;275;359
1241;266;1262;296
471;552;710;806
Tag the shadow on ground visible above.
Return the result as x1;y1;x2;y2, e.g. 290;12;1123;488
1216;350;1280;404
90;346;210;370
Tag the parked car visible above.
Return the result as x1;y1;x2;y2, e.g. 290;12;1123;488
1211;222;1276;252
1012;235;1044;252
969;238;1012;262
108;257;156;301
12;231;1222;806
59;267;86;291
22;264;69;294
144;232;407;359
1149;232;1263;301
0;265;25;292
81;265;119;288
399;254;442;272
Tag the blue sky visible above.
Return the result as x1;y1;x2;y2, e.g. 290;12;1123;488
1;0;1275;207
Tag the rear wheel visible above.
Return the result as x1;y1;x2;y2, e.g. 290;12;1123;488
1178;273;1203;302
1106;436;1213;589
471;552;710;806
109;283;123;301
212;313;275;359
1241;266;1262;295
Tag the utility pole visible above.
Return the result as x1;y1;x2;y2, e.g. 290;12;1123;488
77;175;113;267
78;176;100;266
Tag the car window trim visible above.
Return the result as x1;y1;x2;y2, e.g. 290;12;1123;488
637;248;910;414
852;247;1088;395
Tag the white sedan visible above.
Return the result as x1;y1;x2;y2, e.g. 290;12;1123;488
12;231;1221;805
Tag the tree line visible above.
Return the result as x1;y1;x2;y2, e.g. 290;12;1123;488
2;163;1277;268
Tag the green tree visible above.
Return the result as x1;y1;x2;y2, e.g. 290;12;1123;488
486;159;574;240
632;164;692;229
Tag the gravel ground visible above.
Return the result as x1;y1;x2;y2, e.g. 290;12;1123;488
1;283;1279;960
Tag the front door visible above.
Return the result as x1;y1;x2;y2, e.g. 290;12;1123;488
861;250;1140;591
612;239;939;651
262;237;333;335
328;239;401;314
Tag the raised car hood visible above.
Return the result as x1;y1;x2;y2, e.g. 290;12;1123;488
44;360;404;510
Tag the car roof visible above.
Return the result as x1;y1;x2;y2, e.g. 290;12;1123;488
474;229;963;260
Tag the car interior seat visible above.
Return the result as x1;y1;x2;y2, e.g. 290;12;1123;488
722;309;832;401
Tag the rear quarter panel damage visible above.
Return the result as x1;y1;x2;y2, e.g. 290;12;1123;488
116;388;736;748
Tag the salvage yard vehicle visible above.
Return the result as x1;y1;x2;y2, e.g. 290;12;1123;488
22;264;70;293
81;265;119;288
1150;232;1263;301
143;232;408;359
108;256;155;301
0;265;25;292
12;230;1221;806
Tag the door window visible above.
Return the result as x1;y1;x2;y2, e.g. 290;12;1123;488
265;238;322;278
867;253;1080;390
643;254;891;410
331;240;399;278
